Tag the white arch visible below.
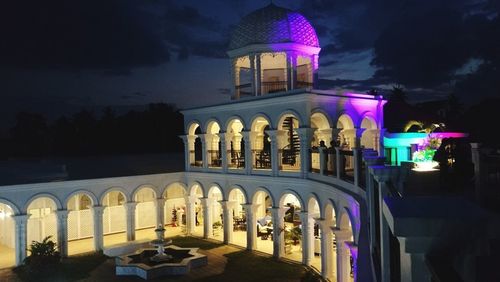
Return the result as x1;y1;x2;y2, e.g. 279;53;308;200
162;182;188;198
205;119;222;134
63;190;98;210
24;193;62;213
251;187;276;207
278;189;305;208
99;187;129;206
131;185;158;201
277;110;303;130
227;185;248;203
225;116;246;132
337;114;354;129
187;120;202;135
189;182;205;197
0;198;20;215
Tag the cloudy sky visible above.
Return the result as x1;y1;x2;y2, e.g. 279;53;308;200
1;0;499;129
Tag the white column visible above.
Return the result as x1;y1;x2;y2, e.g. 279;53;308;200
242;204;257;251
300;212;313;266
266;130;279;177
296;128;315;178
198;134;209;170
219;132;228;172
13;214;29;266
91;206;104;251
242;131;252;175
346;242;358;282
56;210;69;257
335;147;343;179
377;180;391;282
124;202;137;241
200;198;211;239
312;54;319;87
353;128;366;149
179;135;191;171
255;53;262;96
333;228;352;282
155;198;165;228
184;196;197;235
316;219;333;280
250;54;256;96
220;200;233;244
353;148;362;187
231;57;240;99
319;147;326;175
270;207;285;258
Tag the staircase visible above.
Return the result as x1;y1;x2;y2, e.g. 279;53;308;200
281;117;300;166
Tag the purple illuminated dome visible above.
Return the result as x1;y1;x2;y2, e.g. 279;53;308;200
229;3;319;50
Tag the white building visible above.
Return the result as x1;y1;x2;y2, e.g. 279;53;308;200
1;4;495;282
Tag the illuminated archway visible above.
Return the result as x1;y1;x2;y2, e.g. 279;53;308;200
278;192;303;263
134;187;157;240
101;190;126;247
206;120;222;168
226;118;245;169
67;193;94;255
207;185;223;241
190;184;204;237
278;113;301;171
227;187;247;247
0;202;15;268
360;115;378;149
163;183;187;237
252;189;274;254
251;115;272;170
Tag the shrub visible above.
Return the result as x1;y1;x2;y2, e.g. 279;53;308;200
24;236;60;275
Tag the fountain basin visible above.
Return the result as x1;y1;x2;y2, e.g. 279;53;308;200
116;245;208;279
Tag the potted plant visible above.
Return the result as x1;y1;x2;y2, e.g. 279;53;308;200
212;221;222;230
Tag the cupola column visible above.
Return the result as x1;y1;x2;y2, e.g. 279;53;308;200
312;54;319;87
249;54;256;96
231;58;241;99
287;53;298;90
255;54;262;96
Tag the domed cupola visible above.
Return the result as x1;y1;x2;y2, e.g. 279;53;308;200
227;4;321;99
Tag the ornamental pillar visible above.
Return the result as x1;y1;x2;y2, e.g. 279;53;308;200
353;148;362;187
91;206;105;251
335;147;344;179
219;132;228;172
124;202;137;241
185;196;197;235
200;198;212;239
241;131;253;175
312;54;319;87
220;200;233;244
373;176;391;282
13;214;29;266
346;242;359;282
255;53;262;95
317;218;334;280
250;54;256;96
56;210;69;257
353;127;366;149
296;128;315;178
300;212;314;266
270;207;285;258
242;204;257;251
333;228;352;282
232;57;240;99
287;53;298;90
266;130;279;176
179;135;191;171
155;198;165;228
198;134;209;170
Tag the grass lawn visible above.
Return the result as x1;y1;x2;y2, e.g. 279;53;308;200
170;236;224;250
196;250;322;282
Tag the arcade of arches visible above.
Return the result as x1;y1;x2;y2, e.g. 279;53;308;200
0;182;357;282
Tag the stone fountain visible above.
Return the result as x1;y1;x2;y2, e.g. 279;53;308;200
115;225;208;279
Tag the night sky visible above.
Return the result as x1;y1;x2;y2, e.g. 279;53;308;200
1;0;499;132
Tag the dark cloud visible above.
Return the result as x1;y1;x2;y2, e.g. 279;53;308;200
0;0;170;70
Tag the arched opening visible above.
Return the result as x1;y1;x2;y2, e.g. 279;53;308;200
163;183;187;237
311;112;332;174
194;126;203;167
207;186;223;242
233;55;253;98
279;193;302;262
251;116;272;170
228;188;247;247
297;55;313;88
226;119;245;169
337;114;355;149
188;123;202;167
134;187;157;240
102;191;126;247
325;203;338;281
191;184;204;237
252;190;273;254
360;116;378;149
207;121;222;168
278;114;301;171
261;52;287;94
307;197;322;271
338;212;355;282
0;202;15;268
67;194;94;255
27;197;58;251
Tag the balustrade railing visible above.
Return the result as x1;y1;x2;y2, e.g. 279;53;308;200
253;150;271;169
208;150;221;168
278;149;300;171
262;81;287;94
